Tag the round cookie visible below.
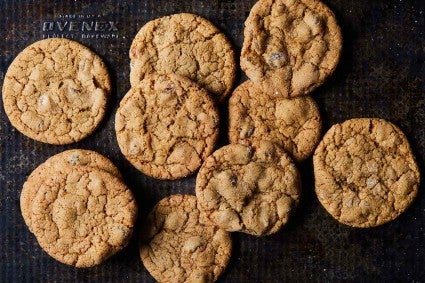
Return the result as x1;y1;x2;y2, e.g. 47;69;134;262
140;194;232;283
228;80;321;161
115;73;219;180
21;149;121;233
129;13;236;102
2;38;110;144
240;0;342;98
313;118;420;228
196;141;301;236
30;165;137;267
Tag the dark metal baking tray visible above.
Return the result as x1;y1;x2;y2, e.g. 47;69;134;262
0;0;424;282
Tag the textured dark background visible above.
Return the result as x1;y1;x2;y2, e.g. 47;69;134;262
0;0;424;282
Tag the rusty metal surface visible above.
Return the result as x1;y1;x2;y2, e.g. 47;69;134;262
0;0;424;282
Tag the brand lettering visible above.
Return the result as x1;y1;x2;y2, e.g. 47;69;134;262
42;21;118;32
57;21;68;31
82;21;94;31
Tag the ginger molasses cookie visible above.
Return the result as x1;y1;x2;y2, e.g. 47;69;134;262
140;194;232;283
228;80;321;161
241;0;342;98
20;149;122;233
30;166;137;267
115;73;219;180
313;118;420;228
130;13;236;102
2;38;110;144
196;141;301;236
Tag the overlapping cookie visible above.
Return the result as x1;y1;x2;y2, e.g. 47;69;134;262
140;194;232;282
20;150;137;267
116;73;219;180
21;149;122;233
229;80;321;162
241;0;342;98
130;13;236;102
196;141;301;236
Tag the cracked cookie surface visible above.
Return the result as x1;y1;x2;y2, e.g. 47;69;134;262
228;80;321;161
129;13;236;102
241;0;342;98
21;149;122;233
140;194;232;283
313;118;420;228
30;165;137;267
115;73;219;180
196;141;301;236
2;38;110;144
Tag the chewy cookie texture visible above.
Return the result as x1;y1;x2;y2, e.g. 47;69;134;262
196;141;301;236
140;195;232;283
2;38;111;144
20;150;137;267
130;13;236;102
228;80;321;162
313;118;420;228
241;0;342;98
116;73;219;180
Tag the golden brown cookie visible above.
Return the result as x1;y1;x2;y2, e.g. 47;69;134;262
140;194;232;283
241;0;342;98
313;118;420;228
2;38;110;144
196;141;301;236
30;165;137;267
129;13;236;102
228;80;321;161
20;149;122;233
115;73;219;180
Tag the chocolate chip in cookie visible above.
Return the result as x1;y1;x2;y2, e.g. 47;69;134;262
241;0;342;98
196;141;301;236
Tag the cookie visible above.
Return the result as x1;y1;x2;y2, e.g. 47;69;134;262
20;149;122;233
2;38;110;144
140;194;232;283
129;13;236;102
115;73;219;180
313;118;420;228
228;80;321;161
195;141;301;236
30;165;137;267
240;0;342;98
